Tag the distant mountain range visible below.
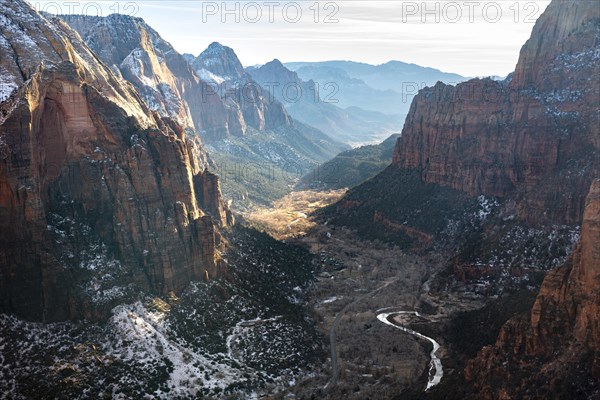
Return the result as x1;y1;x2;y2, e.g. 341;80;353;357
285;60;467;116
247;60;404;146
58;16;348;207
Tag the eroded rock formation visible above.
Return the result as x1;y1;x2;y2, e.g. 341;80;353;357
57;14;240;140
189;41;292;134
0;0;232;321
394;0;600;225
465;179;600;399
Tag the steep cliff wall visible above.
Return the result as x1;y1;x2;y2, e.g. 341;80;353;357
465;179;600;399
59;17;292;141
0;0;232;321
394;0;600;224
57;14;238;140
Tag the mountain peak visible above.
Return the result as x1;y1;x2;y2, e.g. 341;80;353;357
206;41;226;50
266;58;285;68
195;41;244;79
250;58;301;87
200;42;237;59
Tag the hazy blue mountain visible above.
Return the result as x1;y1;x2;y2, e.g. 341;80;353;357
247;59;403;146
285;60;466;116
286;60;466;93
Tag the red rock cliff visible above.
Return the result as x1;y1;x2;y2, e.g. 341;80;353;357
394;0;600;224
58;16;292;142
0;0;232;321
57;14;241;141
465;178;600;399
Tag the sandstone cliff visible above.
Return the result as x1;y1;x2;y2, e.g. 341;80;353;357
0;0;232;321
465;178;600;399
57;14;239;141
394;0;600;225
60;17;294;141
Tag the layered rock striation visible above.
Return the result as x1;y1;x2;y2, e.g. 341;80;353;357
465;179;600;399
394;0;600;225
0;0;232;321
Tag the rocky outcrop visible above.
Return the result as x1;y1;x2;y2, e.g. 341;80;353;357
394;0;600;225
192;41;246;81
529;180;600;353
188;42;292;134
194;170;234;226
57;14;238;141
0;0;232;321
464;179;600;399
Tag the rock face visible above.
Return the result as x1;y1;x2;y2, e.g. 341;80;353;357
465;179;600;399
188;42;292;135
56;14;240;141
192;41;246;81
58;16;292;141
0;0;232;322
394;0;600;225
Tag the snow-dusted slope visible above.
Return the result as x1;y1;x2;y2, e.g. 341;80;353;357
0;2;152;126
192;41;246;83
57;14;236;140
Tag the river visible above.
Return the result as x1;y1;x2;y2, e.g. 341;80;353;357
377;311;443;391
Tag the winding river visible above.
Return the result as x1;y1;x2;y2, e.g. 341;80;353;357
377;311;443;391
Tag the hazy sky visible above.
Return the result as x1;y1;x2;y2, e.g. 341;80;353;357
32;1;551;77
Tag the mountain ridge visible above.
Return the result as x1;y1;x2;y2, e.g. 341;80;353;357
285;60;467;116
247;59;403;145
56;17;348;206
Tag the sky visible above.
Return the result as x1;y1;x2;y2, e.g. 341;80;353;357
31;1;551;77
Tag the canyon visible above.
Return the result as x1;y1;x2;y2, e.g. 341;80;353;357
316;1;599;398
0;0;598;398
394;0;599;225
